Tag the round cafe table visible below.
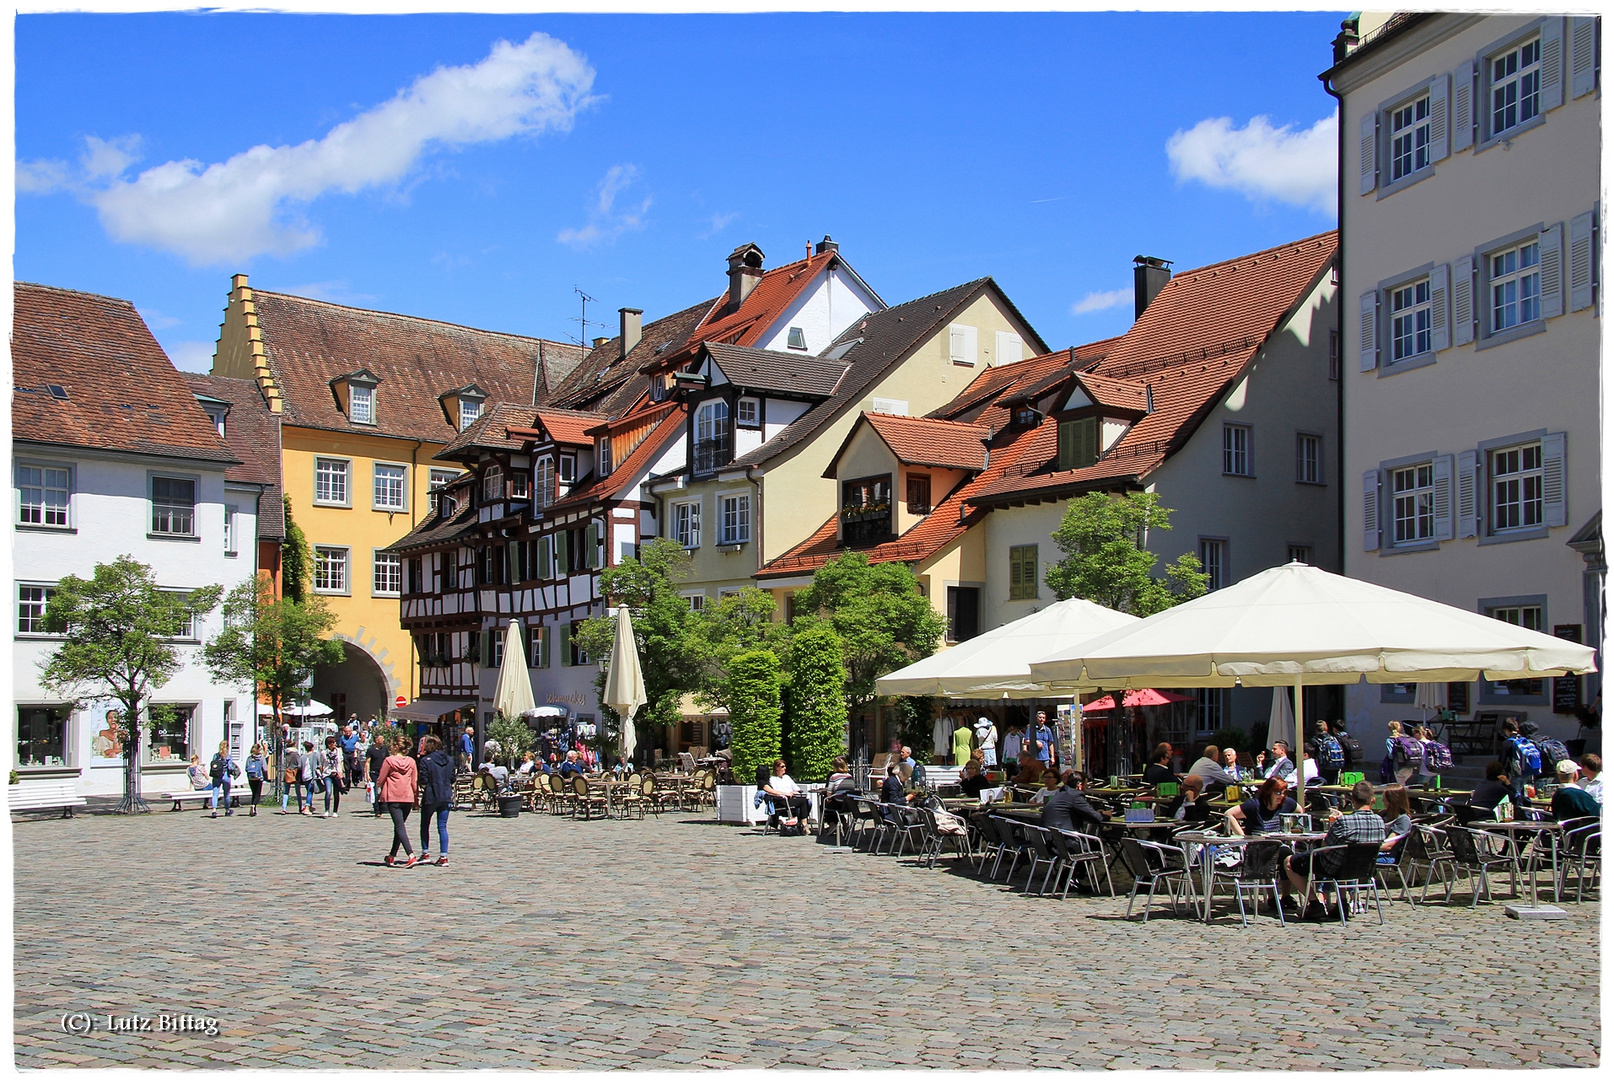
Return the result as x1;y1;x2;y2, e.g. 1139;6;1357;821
1174;829;1328;922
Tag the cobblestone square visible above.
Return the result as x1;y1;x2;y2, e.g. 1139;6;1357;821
13;806;1600;1069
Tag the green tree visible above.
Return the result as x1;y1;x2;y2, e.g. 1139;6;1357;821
1044;491;1210;616
791;552;945;719
727;648;783;785
895;696;940;766
40;556;222;813
785;623;845;781
487;711;535;769
203;576;344;794
281;495;312;604
692;586;789;714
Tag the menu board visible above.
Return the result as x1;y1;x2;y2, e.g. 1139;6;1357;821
1554;624;1583;714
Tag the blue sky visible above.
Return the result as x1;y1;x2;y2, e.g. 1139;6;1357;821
16;12;1344;372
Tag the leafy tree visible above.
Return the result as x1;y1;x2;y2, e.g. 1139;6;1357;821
791;552;945;719
40;556;222;813
1044;491;1209;616
487;711;535;768
692;586;790;714
785;623;845;781
895;696;940;766
727;648;783;785
281;495;311;604
203;576;345;793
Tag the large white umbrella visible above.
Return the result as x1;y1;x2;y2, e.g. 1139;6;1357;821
492;619;536;721
603;605;647;763
1030;562;1598;816
875;597;1139;698
282;700;333;718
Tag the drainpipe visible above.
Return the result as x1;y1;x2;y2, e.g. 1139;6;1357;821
1322;59;1346;575
746;466;764;585
409;438;423;702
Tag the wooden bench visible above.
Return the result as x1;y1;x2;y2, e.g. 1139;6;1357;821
8;779;88;818
159;790;241;811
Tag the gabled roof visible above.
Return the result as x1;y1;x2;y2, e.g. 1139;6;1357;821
728;277;1046;472
932;340;1117;431
183;373;285;540
533;408;610;447
245;287;569;443
13;282;238;465
702;341;851;398
548;403;687;511
1069;370;1148;415
826;412;991;477
436;402;541;459
388;476;479;554
545;297;713;416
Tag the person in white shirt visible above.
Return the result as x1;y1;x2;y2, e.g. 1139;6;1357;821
762;759;811;827
1578;753;1603;804
975;717;999;767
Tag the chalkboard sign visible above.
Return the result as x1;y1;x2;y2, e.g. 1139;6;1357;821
1446;682;1470;715
1554;624;1583;714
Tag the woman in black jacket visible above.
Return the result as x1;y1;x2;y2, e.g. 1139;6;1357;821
417;735;456;866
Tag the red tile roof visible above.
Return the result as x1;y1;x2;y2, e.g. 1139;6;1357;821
534;409;609;447
183;373;285;539
853;412;991;473
13;282;237;465
548;404;687;511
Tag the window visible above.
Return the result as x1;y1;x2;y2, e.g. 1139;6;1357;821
17;705;69;767
478;544;504;586
719;493;751;545
558;454;577;484
510;539;532;582
1328;329;1340;381
1296;434;1323;485
840;476;892;548
1008;545;1039;601
509;470;529;500
598;438;614;478
948;323;978;366
736;398;760;428
1490;442;1543;532
459;398;482;431
684;592;706;612
947;585;981;643
1391;463;1436;545
349;384;374;425
570;621;590;666
671;501;701;549
315;458;350;507
1489;602;1546;698
373;463;407;512
1057;416;1099;471
1389;94;1431;182
694;400;731;474
428;468;458;512
1222;425;1252;477
373;551;402;597
1390;278;1433;361
1199;539;1226;591
906;473;932;515
16;463;70;527
481;466;503;503
150;476;196;536
406;557;424;595
529;625;549;669
490;629;504;669
1490;240;1541;331
1287;544;1312;564
1491;36;1541;138
146;704;194;764
17;584;55;634
535;457;555;509
314;546;349;594
786;326;807;350
468;630;481;666
223;504;238;554
1195;689;1226;734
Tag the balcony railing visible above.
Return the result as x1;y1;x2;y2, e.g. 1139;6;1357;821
693;436;732;475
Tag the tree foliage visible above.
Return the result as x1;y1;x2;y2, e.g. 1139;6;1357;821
204;576;344;723
727;648;783;785
691;586;790;714
281;495;311;604
487;711;535;768
1044;491;1210;616
785;623;846;781
790;552;945;717
41;556;222;811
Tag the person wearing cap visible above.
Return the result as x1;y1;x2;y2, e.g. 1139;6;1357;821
1550;759;1601;821
1577;753;1602;804
974;716;998;767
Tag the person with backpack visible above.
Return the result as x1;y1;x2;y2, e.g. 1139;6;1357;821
243;742;270;816
1418;726;1454;782
1384;721;1425;786
208;741;238;818
1309;721;1346;785
1498;717;1541;798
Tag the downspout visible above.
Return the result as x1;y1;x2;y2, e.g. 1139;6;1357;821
746;466;764;589
1322;60;1346;575
409;438;423;703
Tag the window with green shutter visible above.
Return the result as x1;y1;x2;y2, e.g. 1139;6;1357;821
1057;417;1099;471
1009;544;1039;600
558;622;570;666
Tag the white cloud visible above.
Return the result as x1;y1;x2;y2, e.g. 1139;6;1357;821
1070;288;1132;316
557;164;651;250
1166;112;1338;215
62;33;595;266
137;307;181;330
164;340;217;373
16;159;70;194
698;210;738;239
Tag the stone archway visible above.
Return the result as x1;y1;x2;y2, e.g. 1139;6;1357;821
311;638;393;729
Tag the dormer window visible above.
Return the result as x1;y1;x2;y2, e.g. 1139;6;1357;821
1057;416;1100;471
509;470;530;500
1014;406;1040;428
331;369;381;426
787;326;807;350
350;385;374;425
459;398;482;430
441;384;487;432
535;457;555;509
558;453;576;485
482;466;502;502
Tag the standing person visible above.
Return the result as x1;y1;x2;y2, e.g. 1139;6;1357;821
340;725;360;787
366;734;391;817
280;741;301;814
1309;720;1345;786
458;725;476;775
376;735;420;868
208;741;237;818
951;720;974;768
299;740;321;816
1497;717;1540;798
417;734;454;866
243;742;270;816
974;716;999;768
321;736;344;818
1031;711;1057;769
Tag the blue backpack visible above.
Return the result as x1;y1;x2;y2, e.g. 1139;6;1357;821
1537;738;1571;771
1508;736;1542;775
1316;735;1345;770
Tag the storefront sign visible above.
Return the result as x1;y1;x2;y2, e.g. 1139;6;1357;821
546;691;587;706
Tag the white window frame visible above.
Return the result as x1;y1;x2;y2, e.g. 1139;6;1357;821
372;550;402;597
1389;276;1433;362
349;384;375;425
1198;537;1227;591
535;457;555;509
458;398;482;431
947;323;978;366
372;462;408;513
427;468;458;512
1388;92;1432;183
313;546;351;595
736;397;760;429
1390;461;1437;547
1478;594;1549;704
1489;440;1544;536
719;491;751;545
509;470;530;500
482;466;503;503
149;473;198;538
15;461;72;529
314;457;352;508
1489;238;1542;334
671;499;701;550
223;503;238;555
786;326;807;350
1295;433;1324;486
598;438;614;478
17;583;57;636
558;453;577;484
1488;34;1542;141
1221;424;1252;477
682;590;707;612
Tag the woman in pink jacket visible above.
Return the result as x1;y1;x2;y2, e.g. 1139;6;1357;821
375;735;420;868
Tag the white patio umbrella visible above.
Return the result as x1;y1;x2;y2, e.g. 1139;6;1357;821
1413;681;1448;722
282;699;333;718
1268;686;1295;757
603;605;647;763
1029;562;1598;817
492;619;536;723
875;597;1139;698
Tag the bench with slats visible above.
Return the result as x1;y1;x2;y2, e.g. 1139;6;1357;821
160;790;242;811
8;779;88;818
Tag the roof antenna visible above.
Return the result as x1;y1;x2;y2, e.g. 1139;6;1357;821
567;286;605;350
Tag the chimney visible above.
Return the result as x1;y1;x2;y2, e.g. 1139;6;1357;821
815;235;839;255
1133;256;1172;320
726;243;765;309
619;307;642;359
592;336;610;350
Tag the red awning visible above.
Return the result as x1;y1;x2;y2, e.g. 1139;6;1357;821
1081;688;1194;712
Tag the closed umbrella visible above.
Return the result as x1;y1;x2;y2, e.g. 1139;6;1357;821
1413;681;1447;724
1268;686;1296;759
492;619;536;726
603;605;647;763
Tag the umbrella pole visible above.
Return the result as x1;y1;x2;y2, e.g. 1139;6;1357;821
1293;674;1306;823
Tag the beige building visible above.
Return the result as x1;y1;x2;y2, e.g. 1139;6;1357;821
1325;13;1602;753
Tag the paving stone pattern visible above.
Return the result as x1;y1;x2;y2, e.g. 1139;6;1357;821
13;807;1601;1069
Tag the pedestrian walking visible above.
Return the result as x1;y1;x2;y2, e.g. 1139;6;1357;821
340;724;360;786
321;736;345;818
299;740;321;816
244;742;269;816
417;735;454;866
458;724;475;775
208;741;237;818
376;735;420;868
366;735;390;816
280;742;300;813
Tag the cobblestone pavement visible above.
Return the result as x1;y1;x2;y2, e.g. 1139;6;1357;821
13;805;1600;1069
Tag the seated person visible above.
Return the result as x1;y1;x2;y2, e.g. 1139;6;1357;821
1221;746;1249;782
1166;774;1212;823
879;764;905;807
1255;741;1297;781
1187;745;1238;793
1283;781;1386;916
1015;752;1045;789
478;759;510;791
516;752;537;776
958;759;992;798
1550;759;1601;821
762;758;812;827
1226;777;1297;835
1377;784;1414;863
1578;753;1603;804
556;750;585;777
1040;771;1108;835
1029;769;1064;805
1468;760;1520;813
1141;743;1178;787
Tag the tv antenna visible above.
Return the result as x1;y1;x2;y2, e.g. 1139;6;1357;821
568;286;606;350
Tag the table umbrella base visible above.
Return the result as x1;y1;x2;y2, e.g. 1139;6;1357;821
1504;903;1567;920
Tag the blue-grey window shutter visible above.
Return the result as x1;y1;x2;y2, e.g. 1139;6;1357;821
1432;455;1455;541
1452;61;1475;152
1541;432;1567;528
1452;256;1475;346
1429;73;1451;161
558;622;571;666
1363;469;1382;551
1358;112;1378;196
1568;210;1596;312
1539;222;1564;319
1358;291;1379;372
1540;17;1566;111
1456;450;1478;539
1429;263;1450;351
1570;17;1599;99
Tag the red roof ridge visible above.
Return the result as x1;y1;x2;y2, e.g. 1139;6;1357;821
1167;230;1339;283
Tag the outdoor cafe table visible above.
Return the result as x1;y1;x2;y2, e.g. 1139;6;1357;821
1174;829;1329;922
1476;819;1565;903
